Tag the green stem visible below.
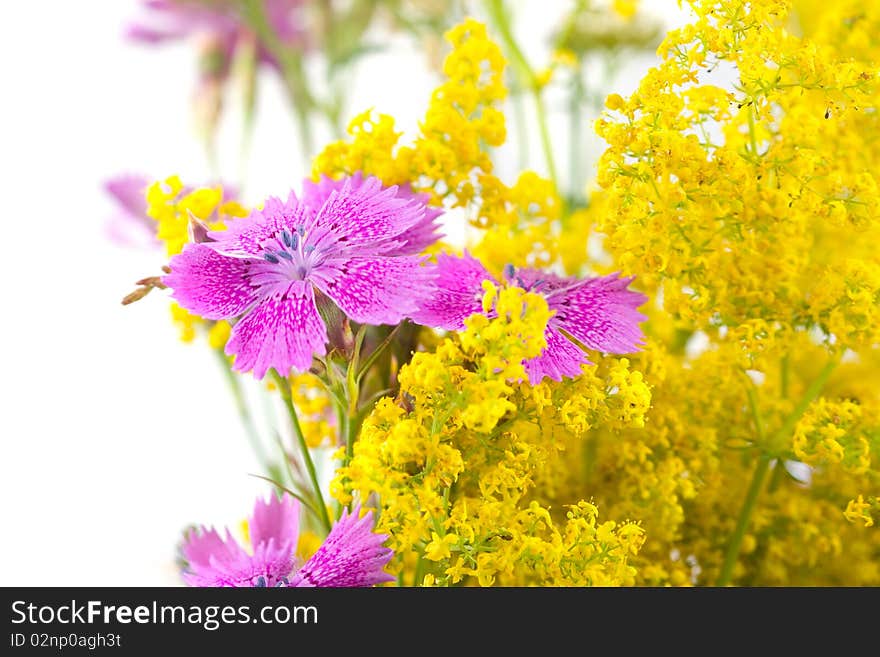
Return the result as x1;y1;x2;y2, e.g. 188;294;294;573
534;93;559;195
568;60;585;205
271;371;332;534
747;103;760;158
766;355;840;454
716;453;771;586
717;354;841;585
214;348;270;470
344;409;358;470
511;83;529;171
293;101;315;167
743;378;765;442
203;134;220;181
766;459;785;493
486;0;562;201
356;324;402;382
413;553;425;587
241;0;315;161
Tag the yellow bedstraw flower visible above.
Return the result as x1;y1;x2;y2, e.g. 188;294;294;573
574;0;880;584
334;286;649;585
313;19;563;270
312;8;880;586
145;175;246;257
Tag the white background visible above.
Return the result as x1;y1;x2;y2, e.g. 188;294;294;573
0;1;684;585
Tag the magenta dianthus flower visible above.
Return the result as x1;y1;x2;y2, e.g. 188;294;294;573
164;175;437;378
303;173;443;255
182;494;393;587
412;252;648;383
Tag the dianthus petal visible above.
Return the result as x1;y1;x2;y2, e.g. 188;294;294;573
165;243;259;319
225;281;328;379
314;256;433;325
104;174;150;219
410;251;495;330
306;176;426;254
290;506;394;587
302;174;442;255
208;193;311;256
181;527;250;586
548;273;648;354
524;325;592;383
249;494;300;551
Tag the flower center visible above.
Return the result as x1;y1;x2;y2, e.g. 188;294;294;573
503;264;548;294
249;226;325;290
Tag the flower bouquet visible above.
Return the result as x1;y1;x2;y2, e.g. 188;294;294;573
113;0;880;587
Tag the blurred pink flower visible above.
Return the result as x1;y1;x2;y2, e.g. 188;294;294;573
182;494;394;587
125;0;308;71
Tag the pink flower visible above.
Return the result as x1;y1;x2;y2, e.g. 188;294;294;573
411;252;649;383
103;174;158;248
182;494;394;587
164;175;438;379
125;0;307;69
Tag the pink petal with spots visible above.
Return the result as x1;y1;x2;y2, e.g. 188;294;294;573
306;176;426;254
524;325;591;383
410;251;496;330
181;527;251;586
164;243;260;320
208;192;311;256
249;494;300;550
547;272;648;355
290;505;393;587
225;281;328;379
302;173;442;255
314;256;433;325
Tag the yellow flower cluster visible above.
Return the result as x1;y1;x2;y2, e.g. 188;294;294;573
332;286;650;586
595;0;879;341
289;373;335;448
564;0;880;585
844;495;877;529
145;175;246;257
312;19;563;273
541;330;880;585
792;398;874;474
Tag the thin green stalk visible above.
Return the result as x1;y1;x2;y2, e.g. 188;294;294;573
203;135;220;181
766;355;840;454
568;61;585;205
766;459;785;493
486;0;562;200
241;0;315;161
743;379;765;442
249;473;322;521
716;453;771;586
214;348;269;470
717;354;841;585
747;103;760;158
413;553;425;587
271;371;332;534
344;410;358;470
512;83;529;171
356;324;401;382
293;100;315;165
237;118;254;195
534;93;559;194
